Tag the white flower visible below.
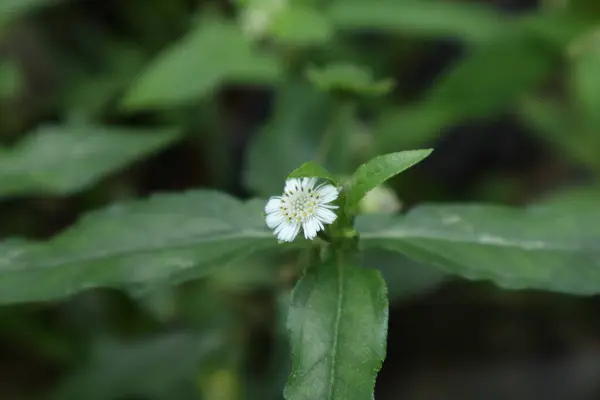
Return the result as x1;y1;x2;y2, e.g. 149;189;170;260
265;177;339;242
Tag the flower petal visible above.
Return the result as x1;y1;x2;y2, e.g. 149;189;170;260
277;221;300;242
317;184;339;204
316;207;337;224
284;178;301;193
265;197;282;213
303;218;322;240
301;177;317;191
266;211;285;229
302;220;314;240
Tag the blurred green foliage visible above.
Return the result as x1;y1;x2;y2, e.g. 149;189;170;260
1;0;600;399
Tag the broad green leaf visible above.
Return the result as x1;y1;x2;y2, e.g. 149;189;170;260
271;5;333;46
534;188;600;223
288;161;338;185
346;150;433;209
357;202;600;295
0;124;181;197
244;81;334;196
327;0;505;43
285;258;388;400
0;191;285;305
538;186;600;208
307;63;394;97
121;17;281;110
424;33;556;118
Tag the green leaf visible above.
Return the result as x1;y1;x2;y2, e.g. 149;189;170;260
374;104;457;151
244;81;334;196
0;59;22;98
0;124;181;197
327;0;505;43
0;191;285;305
424;33;556;118
518;96;571;142
570;36;600;129
346;150;433;209
288;161;339;185
271;5;333;46
285;257;388;400
517;97;594;166
307;63;394;97
357;202;600;295
121;17;281;110
362;249;447;301
61;42;145;118
521;11;597;48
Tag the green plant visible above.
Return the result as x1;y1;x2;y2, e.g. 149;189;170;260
2;0;600;399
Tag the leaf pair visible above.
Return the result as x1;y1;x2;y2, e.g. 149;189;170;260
284;149;431;400
288;149;433;213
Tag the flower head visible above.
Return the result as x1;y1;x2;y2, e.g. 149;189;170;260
265;177;339;242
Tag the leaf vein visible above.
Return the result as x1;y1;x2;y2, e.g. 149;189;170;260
328;261;344;399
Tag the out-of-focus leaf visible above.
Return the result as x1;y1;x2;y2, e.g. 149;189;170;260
521;11;596;48
0;59;22;98
374;104;456;150
518;96;571;142
307;63;394;97
327;0;505;43
536;186;600;208
53;332;225;400
0;191;289;305
121;17;281;110
424;33;556;118
570;35;600;129
0;0;64;27
210;249;282;290
285;257;388;399
362;249;447;301
271;5;333;46
241;289;291;400
62;43;145;117
517;97;595;166
357;202;600;295
346;150;433;209
0;124;181;197
200;369;242;400
245;81;333;197
288;161;338;185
